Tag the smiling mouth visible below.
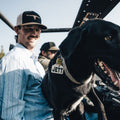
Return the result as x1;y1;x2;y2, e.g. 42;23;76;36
94;59;120;91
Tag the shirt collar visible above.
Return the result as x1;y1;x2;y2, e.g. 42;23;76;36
16;43;36;59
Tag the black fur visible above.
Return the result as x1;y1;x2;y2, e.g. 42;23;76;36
41;19;120;120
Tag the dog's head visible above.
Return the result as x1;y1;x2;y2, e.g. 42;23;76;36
59;19;120;91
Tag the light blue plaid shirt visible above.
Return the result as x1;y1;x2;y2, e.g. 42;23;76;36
0;43;53;120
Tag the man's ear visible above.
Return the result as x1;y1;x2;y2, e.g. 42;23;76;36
41;51;47;56
14;26;20;34
59;27;87;59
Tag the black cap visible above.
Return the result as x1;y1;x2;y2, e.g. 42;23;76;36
15;11;47;29
40;42;59;51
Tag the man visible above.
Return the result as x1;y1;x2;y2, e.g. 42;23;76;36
38;42;59;72
0;11;53;120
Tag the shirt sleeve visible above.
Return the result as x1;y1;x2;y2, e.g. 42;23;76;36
0;56;26;120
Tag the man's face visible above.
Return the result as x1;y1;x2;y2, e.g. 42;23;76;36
18;25;41;51
47;51;56;60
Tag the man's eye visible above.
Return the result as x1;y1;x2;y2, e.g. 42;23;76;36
23;27;41;33
36;29;39;31
24;28;33;32
28;28;33;32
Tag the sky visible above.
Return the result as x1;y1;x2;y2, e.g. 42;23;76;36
0;0;120;56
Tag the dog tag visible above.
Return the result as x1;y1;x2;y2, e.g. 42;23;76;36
56;57;63;65
51;64;63;74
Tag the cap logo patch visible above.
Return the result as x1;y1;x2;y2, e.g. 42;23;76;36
26;14;40;20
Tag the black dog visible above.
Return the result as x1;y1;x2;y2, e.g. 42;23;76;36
41;19;120;120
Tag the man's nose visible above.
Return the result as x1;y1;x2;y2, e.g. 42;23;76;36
31;29;38;35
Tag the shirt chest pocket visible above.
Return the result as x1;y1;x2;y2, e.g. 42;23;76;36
26;74;42;90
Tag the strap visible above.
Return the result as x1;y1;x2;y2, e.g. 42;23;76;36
61;54;92;85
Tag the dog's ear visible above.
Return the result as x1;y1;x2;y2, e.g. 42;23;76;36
59;26;87;58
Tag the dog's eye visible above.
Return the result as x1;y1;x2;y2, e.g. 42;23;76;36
104;35;112;41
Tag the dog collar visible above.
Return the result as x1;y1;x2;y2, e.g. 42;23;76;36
61;54;93;85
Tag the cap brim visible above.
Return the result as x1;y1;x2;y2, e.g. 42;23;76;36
49;46;59;51
15;22;47;29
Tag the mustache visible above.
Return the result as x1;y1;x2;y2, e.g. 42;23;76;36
28;35;40;39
